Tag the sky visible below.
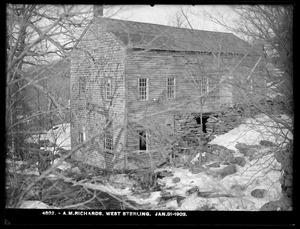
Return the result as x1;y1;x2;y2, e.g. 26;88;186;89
107;5;237;33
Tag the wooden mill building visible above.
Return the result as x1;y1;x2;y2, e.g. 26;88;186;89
70;13;266;170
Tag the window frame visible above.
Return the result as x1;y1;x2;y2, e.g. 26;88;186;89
199;76;209;95
166;77;176;100
138;78;148;101
139;130;147;151
104;121;113;152
104;78;112;101
249;77;253;93
79;76;86;97
78;127;86;143
104;132;113;151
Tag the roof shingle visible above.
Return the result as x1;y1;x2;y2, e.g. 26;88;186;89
94;17;260;55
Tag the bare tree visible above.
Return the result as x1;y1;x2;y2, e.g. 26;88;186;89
6;4;134;210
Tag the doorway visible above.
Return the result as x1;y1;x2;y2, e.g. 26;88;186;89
195;115;209;133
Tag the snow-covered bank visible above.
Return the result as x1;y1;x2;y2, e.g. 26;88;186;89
15;114;292;210
209;114;293;151
72;150;281;211
25;123;71;150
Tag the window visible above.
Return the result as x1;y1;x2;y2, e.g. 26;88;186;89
105;78;112;100
104;132;113;150
79;77;86;97
104;121;113;151
139;78;148;101
167;78;175;99
139;131;147;151
199;77;209;94
78;127;86;143
249;77;253;93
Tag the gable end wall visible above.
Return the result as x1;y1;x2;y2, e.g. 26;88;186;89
70;22;126;170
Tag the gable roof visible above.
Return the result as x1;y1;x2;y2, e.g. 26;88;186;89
88;17;260;56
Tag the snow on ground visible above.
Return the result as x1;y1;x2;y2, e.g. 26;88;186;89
19;200;52;209
74;151;281;211
25;123;71;150
209;114;293;151
45;123;71;150
15;114;290;210
75;114;287;211
25;133;47;144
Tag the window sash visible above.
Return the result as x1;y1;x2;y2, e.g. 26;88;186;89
79;132;83;143
105;78;112;100
104;121;113;151
167;78;175;99
139;78;148;101
200;77;208;94
249;77;253;92
79;131;86;143
79;77;85;97
104;132;113;150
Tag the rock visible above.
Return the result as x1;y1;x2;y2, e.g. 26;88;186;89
166;199;178;209
160;191;172;197
139;192;151;199
251;189;267;198
235;143;261;152
218;150;228;161
197;191;215;198
206;145;235;164
176;196;185;207
235;143;258;157
286;187;292;197
70;167;81;173
205;152;220;163
156;170;173;178
274;144;293;201
181;154;192;164
284;176;292;187
185;186;199;196
158;195;185;208
217;164;236;178
109;174;135;189
233;157;246;167
190;165;205;174
172;177;181;183
259;140;277;147
260;196;292;211
206;162;220;168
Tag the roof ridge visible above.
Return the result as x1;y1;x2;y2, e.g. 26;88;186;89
74;16;261;55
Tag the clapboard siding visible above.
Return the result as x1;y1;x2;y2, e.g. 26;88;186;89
70;18;266;170
71;22;126;170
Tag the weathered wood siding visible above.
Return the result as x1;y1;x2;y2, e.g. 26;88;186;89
124;50;265;156
221;55;267;106
70;22;126;170
70;20;265;170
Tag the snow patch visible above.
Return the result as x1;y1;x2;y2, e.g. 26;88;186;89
209;114;293;151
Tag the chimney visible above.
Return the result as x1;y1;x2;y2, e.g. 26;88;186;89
93;5;103;18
